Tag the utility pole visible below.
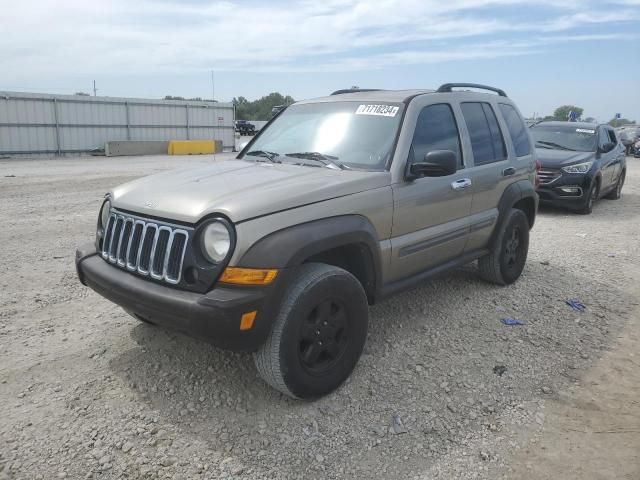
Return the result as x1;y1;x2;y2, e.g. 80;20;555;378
211;70;216;102
93;80;97;96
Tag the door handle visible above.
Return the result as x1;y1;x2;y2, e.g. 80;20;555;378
451;178;472;190
502;167;516;176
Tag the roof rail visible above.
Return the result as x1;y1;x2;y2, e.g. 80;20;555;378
331;88;382;95
436;83;507;97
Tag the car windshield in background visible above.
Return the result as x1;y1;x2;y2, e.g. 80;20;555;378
530;125;597;152
243;101;405;170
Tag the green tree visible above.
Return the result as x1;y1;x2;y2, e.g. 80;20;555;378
608;117;635;126
553;105;584;121
233;92;295;120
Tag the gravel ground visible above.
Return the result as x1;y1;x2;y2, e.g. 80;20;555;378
1;154;638;479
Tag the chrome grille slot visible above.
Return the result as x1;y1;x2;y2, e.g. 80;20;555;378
100;210;190;285
117;219;133;266
138;224;157;274
166;232;187;282
126;221;144;270
109;217;124;262
538;169;562;185
150;227;171;279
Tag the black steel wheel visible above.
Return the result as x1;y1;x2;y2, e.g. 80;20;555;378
605;170;625;200
579;181;599;214
298;298;350;375
254;263;368;399
478;208;530;285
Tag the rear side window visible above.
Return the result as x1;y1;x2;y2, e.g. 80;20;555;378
606;129;617;144
410;103;463;166
499;103;531;157
461;102;507;165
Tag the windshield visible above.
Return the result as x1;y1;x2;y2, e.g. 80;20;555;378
530;124;597;152
242;101;405;170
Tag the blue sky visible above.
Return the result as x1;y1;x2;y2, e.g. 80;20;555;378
1;0;639;121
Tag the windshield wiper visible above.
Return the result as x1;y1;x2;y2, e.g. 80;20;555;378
535;141;575;151
245;150;281;162
284;152;347;170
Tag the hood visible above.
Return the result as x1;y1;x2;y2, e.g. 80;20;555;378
535;149;595;168
111;159;390;224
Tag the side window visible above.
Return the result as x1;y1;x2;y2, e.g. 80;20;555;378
410;103;463;166
599;128;610;148
499;103;531;157
607;129;617;144
461;102;507;165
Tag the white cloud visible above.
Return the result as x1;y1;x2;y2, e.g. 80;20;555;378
0;0;637;80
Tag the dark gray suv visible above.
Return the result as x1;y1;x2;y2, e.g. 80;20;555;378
76;83;538;399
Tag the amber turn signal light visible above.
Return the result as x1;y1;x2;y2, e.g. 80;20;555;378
219;267;278;285
240;311;257;331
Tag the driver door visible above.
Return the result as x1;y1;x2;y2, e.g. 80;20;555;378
389;102;473;281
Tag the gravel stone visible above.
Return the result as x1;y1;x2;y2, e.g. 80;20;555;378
1;154;637;480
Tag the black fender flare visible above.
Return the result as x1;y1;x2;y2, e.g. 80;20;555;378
492;180;538;244
237;215;383;299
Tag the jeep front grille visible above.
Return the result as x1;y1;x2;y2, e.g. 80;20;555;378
101;212;189;284
538;168;562;185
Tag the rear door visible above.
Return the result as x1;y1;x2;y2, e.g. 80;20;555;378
606;127;626;186
389;100;472;281
597;127;616;189
457;100;531;252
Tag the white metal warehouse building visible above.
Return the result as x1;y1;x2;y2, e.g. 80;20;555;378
0;91;235;156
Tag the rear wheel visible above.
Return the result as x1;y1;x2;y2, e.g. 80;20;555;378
605;170;625;200
254;263;368;399
478;209;530;285
578;180;599;214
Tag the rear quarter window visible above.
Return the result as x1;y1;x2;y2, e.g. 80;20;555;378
499;103;531;157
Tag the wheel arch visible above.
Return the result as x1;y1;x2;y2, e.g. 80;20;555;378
237;215;383;303
493;180;538;246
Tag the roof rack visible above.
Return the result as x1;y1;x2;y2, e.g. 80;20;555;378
436;83;507;97
331;88;383;95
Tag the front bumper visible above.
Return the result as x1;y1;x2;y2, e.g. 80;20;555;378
536;173;594;210
76;243;281;351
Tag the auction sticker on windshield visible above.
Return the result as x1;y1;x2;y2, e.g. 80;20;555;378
576;128;595;134
356;104;399;117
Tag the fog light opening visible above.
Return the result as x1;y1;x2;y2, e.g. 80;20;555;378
559;186;582;196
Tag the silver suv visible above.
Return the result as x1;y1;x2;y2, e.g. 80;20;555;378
76;83;538;399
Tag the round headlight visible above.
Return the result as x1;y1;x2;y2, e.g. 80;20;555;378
201;221;231;263
100;200;111;229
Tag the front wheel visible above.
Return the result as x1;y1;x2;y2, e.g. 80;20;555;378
254;263;369;400
478;209;530;285
605;171;625;200
578;181;599;214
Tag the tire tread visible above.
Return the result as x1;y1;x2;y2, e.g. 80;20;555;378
253;263;361;399
478;209;529;285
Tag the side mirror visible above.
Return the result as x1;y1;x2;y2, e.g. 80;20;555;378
407;150;458;179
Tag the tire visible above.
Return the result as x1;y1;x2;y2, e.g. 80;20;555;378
578;180;599;214
478;209;530;286
605;170;625;200
253;263;369;400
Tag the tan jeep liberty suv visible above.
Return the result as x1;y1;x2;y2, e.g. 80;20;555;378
76;83;538;399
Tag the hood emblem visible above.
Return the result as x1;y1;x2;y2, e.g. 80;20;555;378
144;201;157;209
